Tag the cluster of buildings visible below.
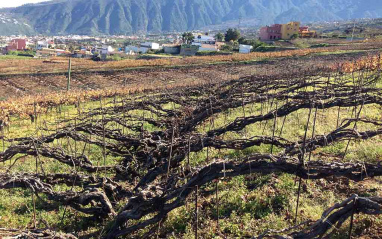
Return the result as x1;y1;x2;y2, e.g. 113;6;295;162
259;21;317;41
1;37;66;56
125;34;214;55
0;36;121;59
125;34;223;56
0;34;197;59
124;34;254;56
0;22;318;60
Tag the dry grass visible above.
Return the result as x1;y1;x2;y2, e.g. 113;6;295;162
0;52;381;129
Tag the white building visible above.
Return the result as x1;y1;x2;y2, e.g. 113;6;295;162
91;45;114;60
93;45;114;55
125;47;137;55
125;46;150;54
141;42;160;50
102;45;114;54
192;35;216;45
36;41;49;50
26;40;35;48
125;42;161;55
239;44;253;54
190;35;218;52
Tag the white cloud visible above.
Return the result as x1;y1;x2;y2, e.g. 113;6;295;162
0;0;49;8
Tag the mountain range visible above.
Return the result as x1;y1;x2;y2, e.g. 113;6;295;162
0;0;381;35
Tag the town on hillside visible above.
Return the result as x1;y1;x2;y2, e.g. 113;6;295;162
0;19;373;61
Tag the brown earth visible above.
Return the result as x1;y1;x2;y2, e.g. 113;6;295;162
0;49;378;100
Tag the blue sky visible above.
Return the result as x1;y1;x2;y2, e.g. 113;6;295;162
0;0;48;8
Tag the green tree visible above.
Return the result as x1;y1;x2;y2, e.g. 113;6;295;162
238;37;246;44
68;45;75;53
215;32;224;42
225;28;241;42
7;51;18;56
182;32;194;44
291;33;299;39
220;44;233;51
238;37;266;49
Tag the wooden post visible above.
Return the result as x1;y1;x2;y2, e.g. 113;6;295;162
308;106;318;163
67;57;72;91
188;133;191;169
166;125;175;182
31;190;36;228
100;96;106;174
1;127;4;154
122;99;126;135
336;106;341;128
343;102;364;160
77;97;81;116
295;104;313;224
216;181;219;231
349;197;357;239
157;219;162;239
195;185;198;239
74;118;77;159
33;102;37;126
270;102;278;154
295;177;303;224
279;98;289;137
35;155;38;175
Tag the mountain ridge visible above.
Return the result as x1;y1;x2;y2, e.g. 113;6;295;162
0;0;381;35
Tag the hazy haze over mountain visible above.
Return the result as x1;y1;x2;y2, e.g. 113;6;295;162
0;0;381;35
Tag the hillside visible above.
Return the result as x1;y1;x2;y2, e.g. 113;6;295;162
0;0;382;35
0;13;35;35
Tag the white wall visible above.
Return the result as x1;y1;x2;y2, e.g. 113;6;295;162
141;42;160;50
198;46;218;52
239;44;253;54
125;46;149;54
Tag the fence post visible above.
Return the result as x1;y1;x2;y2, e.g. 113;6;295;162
349;197;357;239
195;185;198;239
216;181;219;231
67;57;72;91
31;189;36;228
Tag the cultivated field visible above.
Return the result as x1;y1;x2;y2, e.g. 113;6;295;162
0;45;381;238
0;41;381;76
